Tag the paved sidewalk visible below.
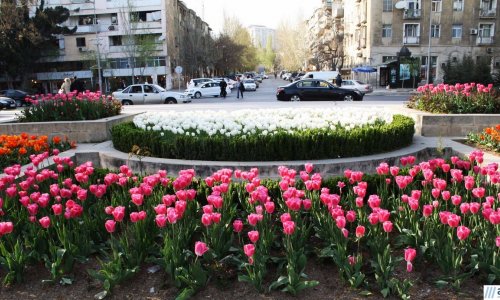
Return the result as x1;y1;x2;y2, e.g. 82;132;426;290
370;88;416;96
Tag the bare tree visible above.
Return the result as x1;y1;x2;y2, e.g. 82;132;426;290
275;20;308;71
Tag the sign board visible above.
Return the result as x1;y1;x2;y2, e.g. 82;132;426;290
175;66;183;74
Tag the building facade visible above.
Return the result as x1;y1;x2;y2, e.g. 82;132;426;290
309;0;500;86
248;25;276;49
27;0;212;94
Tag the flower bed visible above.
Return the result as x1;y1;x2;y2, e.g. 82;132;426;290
16;92;122;122
407;83;500;113
111;108;415;161
467;124;500;153
0;151;498;298
0;133;74;170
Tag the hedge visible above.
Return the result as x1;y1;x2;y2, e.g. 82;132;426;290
110;115;415;161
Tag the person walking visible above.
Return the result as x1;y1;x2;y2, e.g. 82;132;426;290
237;77;245;99
60;78;71;94
219;79;228;98
335;73;342;87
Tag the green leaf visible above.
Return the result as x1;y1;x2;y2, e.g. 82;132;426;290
359;290;373;296
435;280;449;288
60;277;73;285
381;288;390;298
238;275;251;283
175;287;196;300
296;280;319;292
269;276;288;291
94;290;108;300
488;274;496;284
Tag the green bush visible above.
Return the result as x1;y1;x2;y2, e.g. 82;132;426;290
111;115;415;161
407;82;500;114
16;94;122;122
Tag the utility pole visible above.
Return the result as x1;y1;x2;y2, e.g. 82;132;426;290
89;0;103;95
426;0;432;84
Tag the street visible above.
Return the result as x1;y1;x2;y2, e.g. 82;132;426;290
0;78;412;121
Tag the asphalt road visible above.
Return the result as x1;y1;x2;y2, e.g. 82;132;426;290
0;78;411;121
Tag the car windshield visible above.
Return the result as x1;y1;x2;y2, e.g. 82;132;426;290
244;80;254;83
355;80;366;84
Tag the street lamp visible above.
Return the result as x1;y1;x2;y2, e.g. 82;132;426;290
87;0;103;95
426;0;432;84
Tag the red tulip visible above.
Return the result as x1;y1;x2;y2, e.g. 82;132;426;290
233;219;243;233
243;243;255;257
355;225;365;238
283;220;295;235
194;241;209;256
457;226;471;240
105;219;116;233
248;230;259;243
404;248;417;262
39;216;51;229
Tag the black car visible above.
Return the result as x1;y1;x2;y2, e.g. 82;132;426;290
276;79;364;101
0;89;33;107
0;96;17;110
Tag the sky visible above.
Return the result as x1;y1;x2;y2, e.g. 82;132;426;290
181;0;323;33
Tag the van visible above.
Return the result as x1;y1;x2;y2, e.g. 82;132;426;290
301;71;339;82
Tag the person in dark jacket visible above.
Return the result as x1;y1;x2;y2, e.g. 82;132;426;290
237;77;245;99
219;80;228;98
335;74;342;87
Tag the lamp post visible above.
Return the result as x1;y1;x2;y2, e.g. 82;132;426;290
426;0;432;84
88;0;103;94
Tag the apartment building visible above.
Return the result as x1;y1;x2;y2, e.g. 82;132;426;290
309;0;499;86
248;25;276;49
29;0;212;94
346;0;499;85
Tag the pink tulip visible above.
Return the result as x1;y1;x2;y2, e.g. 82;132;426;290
201;213;212;227
496;237;500;247
166;207;178;224
346;210;356;223
404;248;417;262
243;243;255;257
112;206;125;222
155;214;167;228
348;255;356;266
342;228;349;238
406;262;413;272
39;216;51;229
264;201;275;214
52;204;63;215
283;220;295;235
422;205;433;217
303;199;312;210
355;225;365;238
336;216;346;229
194;241;209;256
447;214;461;227
280;213;292;223
0;222;14;236
105;219;116;233
248;230;259;243
233;219;243;233
247;213;262;226
457;226;471;240
470;202;480;214
211;213;221;224
368;213;379;225
304;163;314;173
382;221;393;233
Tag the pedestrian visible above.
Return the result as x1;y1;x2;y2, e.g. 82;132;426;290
335;73;342;87
60;77;71;94
237;77;245;99
71;76;85;93
219;79;228;98
274;71;277;79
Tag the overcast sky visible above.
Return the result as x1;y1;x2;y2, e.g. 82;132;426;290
181;0;323;33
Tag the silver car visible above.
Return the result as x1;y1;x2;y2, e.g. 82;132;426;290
112;84;190;105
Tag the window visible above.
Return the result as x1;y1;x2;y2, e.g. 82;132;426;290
422;56;437;66
111;13;118;25
431;24;441;38
383;56;397;62
479;23;494;37
382;24;392;37
453;0;463;11
78;15;97;25
403;23;420;43
431;0;442;12
130;10;161;22
76;37;86;47
452;25;462;38
383;0;393;12
109;36;122;46
143;85;155;93
130;86;142;93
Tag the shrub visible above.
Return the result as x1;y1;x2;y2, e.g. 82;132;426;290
467;124;500;153
111;115;415;161
16;92;122;122
407;82;500;113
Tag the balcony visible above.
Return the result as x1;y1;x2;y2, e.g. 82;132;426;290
479;9;497;18
403;36;420;44
324;0;333;10
477;36;494;44
403;9;422;19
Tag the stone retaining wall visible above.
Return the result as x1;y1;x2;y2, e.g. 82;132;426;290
0;114;137;143
410;112;500;137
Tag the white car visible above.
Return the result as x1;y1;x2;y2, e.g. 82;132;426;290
242;79;257;91
186;78;213;89
212;78;235;90
185;81;231;98
341;80;373;94
112;84;190;105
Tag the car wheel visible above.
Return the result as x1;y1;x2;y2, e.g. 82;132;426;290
290;94;301;102
164;98;177;104
194;92;202;99
343;94;354;101
15;100;22;107
122;100;133;105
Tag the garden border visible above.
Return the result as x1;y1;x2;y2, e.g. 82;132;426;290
0;113;140;143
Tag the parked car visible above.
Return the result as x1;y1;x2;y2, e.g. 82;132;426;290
212;78;235;89
185;81;231;98
301;71;339;82
290;72;305;82
112;84;190;105
261;73;269;79
254;75;263;83
341;80;373;94
276;79;364;101
282;72;292;80
0;89;34;107
0;96;16;109
242;79;257;91
186;78;213;89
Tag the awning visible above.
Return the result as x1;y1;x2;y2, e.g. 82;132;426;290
352;66;377;73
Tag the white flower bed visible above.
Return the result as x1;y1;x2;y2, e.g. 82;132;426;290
133;108;393;137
